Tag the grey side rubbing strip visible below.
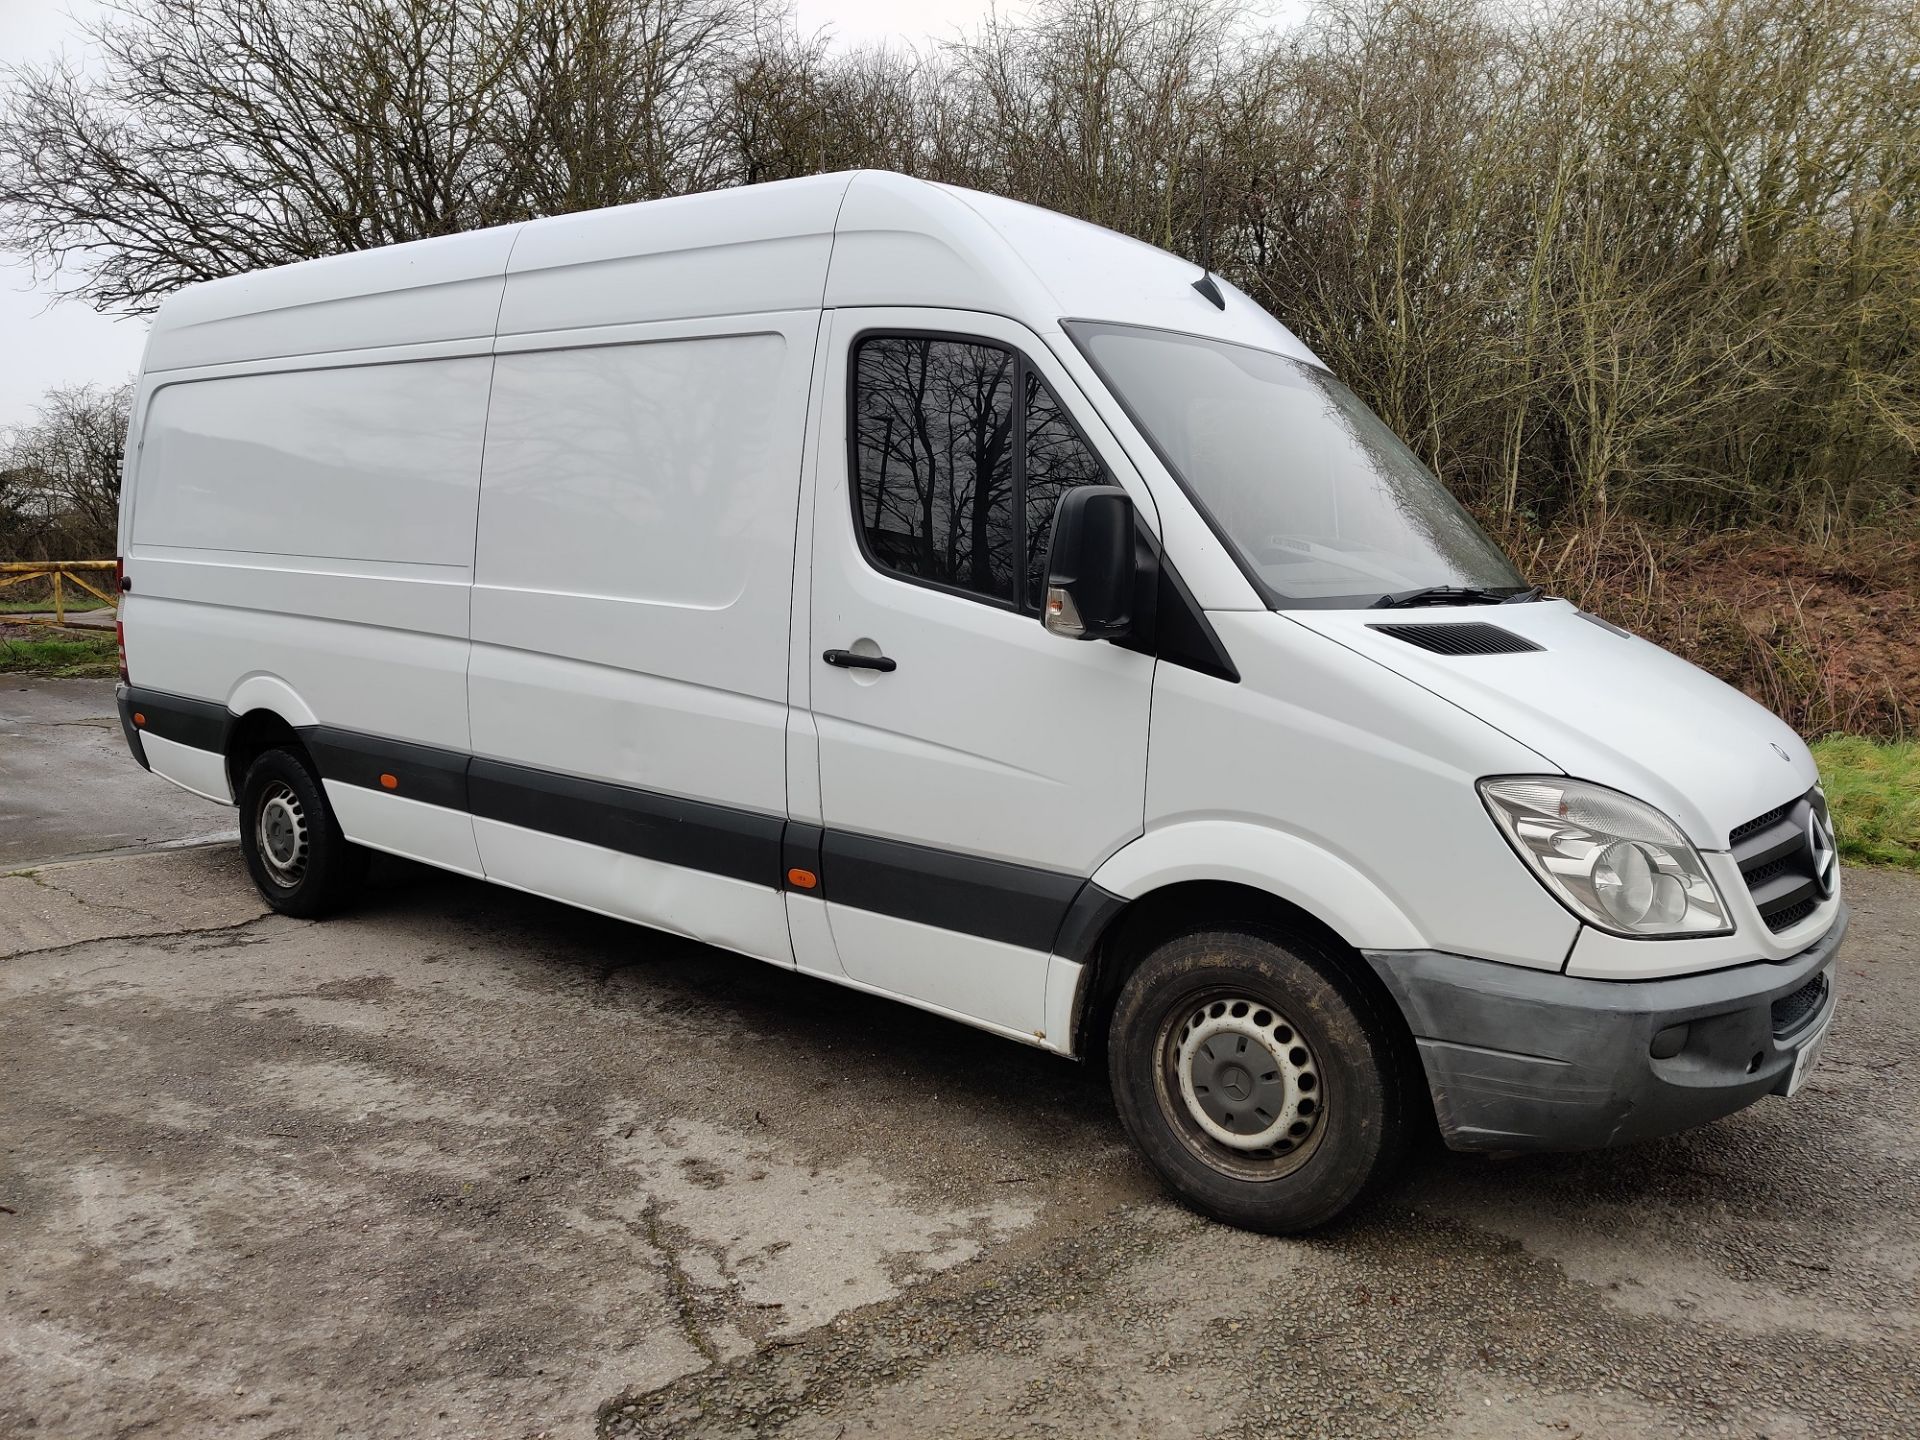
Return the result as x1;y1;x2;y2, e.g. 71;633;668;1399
783;821;824;881
468;756;785;889
304;727;471;811
118;685;232;753
820;829;1085;952
155;712;1114;952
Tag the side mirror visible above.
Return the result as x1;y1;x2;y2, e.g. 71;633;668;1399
1043;485;1136;641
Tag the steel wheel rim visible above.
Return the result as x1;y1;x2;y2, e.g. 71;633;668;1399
1153;991;1328;1181
255;780;309;888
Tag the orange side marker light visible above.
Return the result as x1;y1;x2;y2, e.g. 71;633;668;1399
132;712;146;726
379;773;399;790
786;867;818;890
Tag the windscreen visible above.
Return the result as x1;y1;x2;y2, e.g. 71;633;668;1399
1067;322;1523;607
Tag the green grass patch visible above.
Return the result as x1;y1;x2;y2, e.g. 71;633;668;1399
0;628;119;678
1812;735;1920;871
0;595;111;614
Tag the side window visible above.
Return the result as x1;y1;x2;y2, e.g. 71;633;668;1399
1022;372;1108;608
851;334;1110;612
851;336;1017;603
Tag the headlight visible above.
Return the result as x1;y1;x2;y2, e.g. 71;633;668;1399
1479;777;1731;937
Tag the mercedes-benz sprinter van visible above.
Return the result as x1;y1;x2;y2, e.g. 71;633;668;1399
113;171;1845;1232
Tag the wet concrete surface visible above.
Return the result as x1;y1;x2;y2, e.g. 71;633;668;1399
2;838;1914;1440
0;677;235;867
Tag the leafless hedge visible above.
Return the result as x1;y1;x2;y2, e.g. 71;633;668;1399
3;0;1915;535
0;385;130;560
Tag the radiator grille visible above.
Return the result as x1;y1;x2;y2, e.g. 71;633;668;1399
1730;787;1833;934
1729;803;1790;847
1771;972;1828;1037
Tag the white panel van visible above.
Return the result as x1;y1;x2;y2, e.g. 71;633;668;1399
114;172;1845;1231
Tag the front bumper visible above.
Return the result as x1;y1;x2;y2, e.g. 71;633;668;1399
1364;906;1847;1152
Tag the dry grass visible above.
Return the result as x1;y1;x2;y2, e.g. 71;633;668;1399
1508;521;1920;743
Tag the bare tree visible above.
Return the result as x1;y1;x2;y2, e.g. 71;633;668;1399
0;384;133;558
0;0;766;312
0;0;545;310
2;0;1915;533
498;0;768;212
719;32;923;185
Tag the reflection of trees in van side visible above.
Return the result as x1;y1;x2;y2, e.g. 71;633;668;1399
853;337;1015;601
1021;372;1107;608
481;337;784;608
148;361;488;567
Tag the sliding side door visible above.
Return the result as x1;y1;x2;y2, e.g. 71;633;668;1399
467;311;821;964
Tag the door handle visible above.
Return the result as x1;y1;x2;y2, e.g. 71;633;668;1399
823;648;897;673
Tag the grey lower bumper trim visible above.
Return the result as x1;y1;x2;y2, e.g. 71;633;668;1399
1364;906;1848;1153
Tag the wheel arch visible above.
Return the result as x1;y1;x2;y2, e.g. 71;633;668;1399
221;676;320;796
224;710;305;797
1089;821;1425;954
1075;880;1378;1045
222;679;320;794
1071;823;1427;1077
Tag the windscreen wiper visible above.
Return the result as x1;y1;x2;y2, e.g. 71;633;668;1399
1369;584;1542;609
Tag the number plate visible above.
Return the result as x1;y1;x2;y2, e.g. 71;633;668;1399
1785;986;1834;1097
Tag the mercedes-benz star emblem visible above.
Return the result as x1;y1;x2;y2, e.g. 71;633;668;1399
1807;808;1837;896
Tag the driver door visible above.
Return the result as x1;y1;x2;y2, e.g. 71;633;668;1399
801;309;1158;1040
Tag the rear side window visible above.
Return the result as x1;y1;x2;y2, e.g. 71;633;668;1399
851;334;1108;610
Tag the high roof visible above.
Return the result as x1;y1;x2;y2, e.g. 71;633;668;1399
143;171;1321;374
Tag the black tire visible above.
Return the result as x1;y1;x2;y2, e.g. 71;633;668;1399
237;745;368;918
1107;926;1408;1233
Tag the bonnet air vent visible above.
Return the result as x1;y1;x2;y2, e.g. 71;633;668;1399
1367;622;1544;656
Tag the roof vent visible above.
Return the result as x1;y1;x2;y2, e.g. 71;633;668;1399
1368;622;1543;656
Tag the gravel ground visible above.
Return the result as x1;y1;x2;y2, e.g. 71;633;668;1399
1;838;1914;1440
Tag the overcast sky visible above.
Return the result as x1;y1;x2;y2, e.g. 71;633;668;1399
0;0;135;429
0;0;1031;427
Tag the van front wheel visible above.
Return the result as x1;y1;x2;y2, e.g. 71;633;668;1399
1107;927;1408;1233
238;746;368;918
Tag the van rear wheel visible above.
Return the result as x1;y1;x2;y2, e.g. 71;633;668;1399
238;746;367;918
1107;926;1408;1233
